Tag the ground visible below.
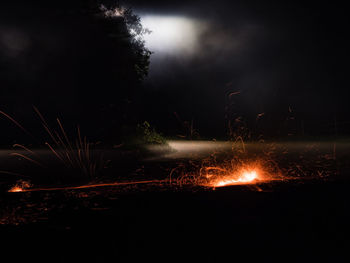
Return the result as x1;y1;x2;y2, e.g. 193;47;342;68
0;140;349;262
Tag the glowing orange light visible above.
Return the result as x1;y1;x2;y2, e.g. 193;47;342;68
214;170;258;187
8;186;23;192
8;180;32;193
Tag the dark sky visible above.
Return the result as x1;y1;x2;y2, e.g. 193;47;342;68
1;0;349;141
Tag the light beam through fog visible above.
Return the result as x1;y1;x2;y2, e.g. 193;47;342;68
141;15;202;55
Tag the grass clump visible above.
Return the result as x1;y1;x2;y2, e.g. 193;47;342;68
136;121;167;145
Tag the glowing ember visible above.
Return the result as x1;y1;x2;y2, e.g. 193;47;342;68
214;170;259;187
8;180;32;193
8;186;23;192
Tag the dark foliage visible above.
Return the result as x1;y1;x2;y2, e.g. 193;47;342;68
0;0;151;145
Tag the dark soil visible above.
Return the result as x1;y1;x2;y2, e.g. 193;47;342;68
1;179;350;262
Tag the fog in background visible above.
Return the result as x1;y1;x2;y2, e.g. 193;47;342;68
127;0;349;138
0;0;349;140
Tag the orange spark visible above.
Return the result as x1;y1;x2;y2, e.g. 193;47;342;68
8;180;165;193
198;161;271;188
8;180;32;193
8;186;23;192
214;170;259;187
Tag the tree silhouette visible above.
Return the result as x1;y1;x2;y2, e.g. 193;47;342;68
0;0;152;145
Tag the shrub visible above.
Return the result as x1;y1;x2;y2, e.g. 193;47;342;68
136;121;166;145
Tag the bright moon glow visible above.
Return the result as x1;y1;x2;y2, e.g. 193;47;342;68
141;15;201;54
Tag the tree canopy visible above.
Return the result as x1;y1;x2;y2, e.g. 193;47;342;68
0;1;151;145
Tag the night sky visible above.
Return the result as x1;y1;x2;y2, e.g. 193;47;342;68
1;0;349;143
